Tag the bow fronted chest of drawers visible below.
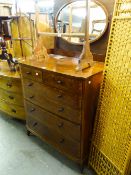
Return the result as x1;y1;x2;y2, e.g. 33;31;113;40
20;58;104;167
0;61;25;120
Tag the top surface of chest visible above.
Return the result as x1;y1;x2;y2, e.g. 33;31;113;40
20;57;104;80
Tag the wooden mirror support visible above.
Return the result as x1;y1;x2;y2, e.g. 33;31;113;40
33;0;94;71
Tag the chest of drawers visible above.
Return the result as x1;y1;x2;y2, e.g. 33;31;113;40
20;59;104;168
0;62;25;120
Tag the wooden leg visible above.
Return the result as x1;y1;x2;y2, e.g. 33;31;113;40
79;164;84;174
27;130;31;136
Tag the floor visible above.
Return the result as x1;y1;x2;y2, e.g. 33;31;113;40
0;113;95;175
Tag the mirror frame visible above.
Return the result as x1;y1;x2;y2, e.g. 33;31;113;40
54;0;109;45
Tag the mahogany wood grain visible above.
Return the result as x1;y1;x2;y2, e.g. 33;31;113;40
25;100;81;142
20;58;104;166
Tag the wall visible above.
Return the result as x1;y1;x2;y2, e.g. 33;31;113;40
54;0;115;62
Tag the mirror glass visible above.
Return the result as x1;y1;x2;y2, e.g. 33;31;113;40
55;0;108;44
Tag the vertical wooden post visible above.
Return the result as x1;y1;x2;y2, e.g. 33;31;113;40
77;0;93;71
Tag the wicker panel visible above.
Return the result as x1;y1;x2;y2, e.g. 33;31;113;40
89;0;131;174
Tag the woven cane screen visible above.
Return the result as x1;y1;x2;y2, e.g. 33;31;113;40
89;0;131;174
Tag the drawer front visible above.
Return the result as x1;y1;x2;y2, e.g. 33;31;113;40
27;116;80;158
0;76;22;93
24;90;81;124
23;79;81;110
0;88;24;106
25;101;81;142
43;70;82;94
20;65;42;82
0;100;25;120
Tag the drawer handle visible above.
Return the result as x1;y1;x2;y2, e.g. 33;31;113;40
9;96;14;100
58;107;64;112
28;83;33;87
58;122;64;128
6;83;12;87
30;108;36;112
29;95;34;99
26;71;31;75
33;122;38;127
57;80;63;84
59;138;65;144
11;109;16;113
57;94;63;98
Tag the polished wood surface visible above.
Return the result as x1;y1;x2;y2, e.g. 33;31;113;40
25;101;80;142
20;57;104;166
20;56;104;78
0;61;25;120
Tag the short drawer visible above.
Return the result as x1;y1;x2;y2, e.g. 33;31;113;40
0;100;25;120
22;79;81;109
0;76;22;93
25;101;81;142
0;88;24;106
43;70;82;94
20;65;42;82
27;116;80;158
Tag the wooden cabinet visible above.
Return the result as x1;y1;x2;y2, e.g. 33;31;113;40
20;59;104;168
0;62;25;120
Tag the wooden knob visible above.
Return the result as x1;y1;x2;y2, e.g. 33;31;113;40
58;107;64;112
28;83;33;87
33;122;37;127
59;138;65;143
9;96;14;100
11;109;16;113
58;122;64;128
57;80;62;84
29;95;34;99
30;108;35;112
26;71;31;75
57;94;63;98
6;83;12;87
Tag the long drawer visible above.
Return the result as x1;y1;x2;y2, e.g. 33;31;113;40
0;99;25;119
27;115;80;158
0;88;24;106
20;65;43;82
43;70;82;94
25;92;81;123
0;76;22;93
22;78;81;109
25;100;81;142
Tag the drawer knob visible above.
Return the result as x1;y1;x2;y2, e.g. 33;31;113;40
26;71;31;75
33;122;38;127
6;83;12;87
11;109;16;113
29;95;34;99
28;83;33;87
57;80;63;84
30;108;35;112
58;107;64;112
59;138;65;143
58;122;64;128
9;96;14;100
57;94;63;98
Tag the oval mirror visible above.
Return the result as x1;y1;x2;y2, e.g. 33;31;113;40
55;0;108;44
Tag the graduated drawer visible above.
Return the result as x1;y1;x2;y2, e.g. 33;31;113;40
23;79;81;110
0;76;22;93
0;88;24;106
0;100;25;120
43;70;82;94
27;116;80;158
24;86;81;123
20;65;42;82
25;101;80;142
